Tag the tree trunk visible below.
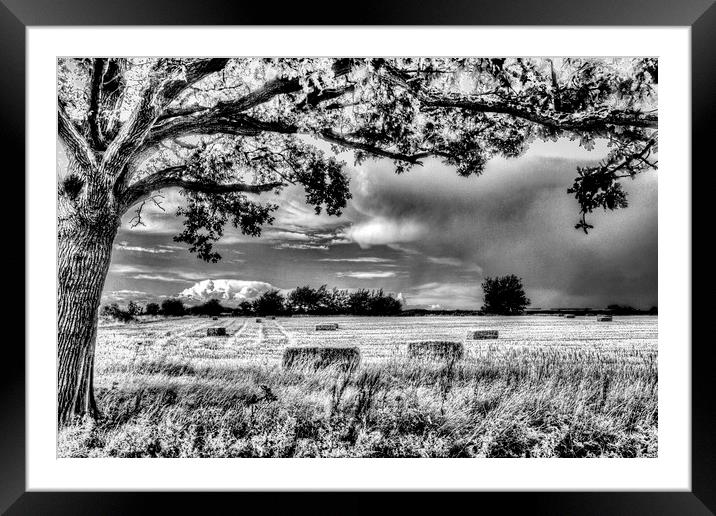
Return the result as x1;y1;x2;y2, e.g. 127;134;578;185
57;215;118;425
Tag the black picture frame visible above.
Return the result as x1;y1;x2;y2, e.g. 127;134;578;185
4;1;712;513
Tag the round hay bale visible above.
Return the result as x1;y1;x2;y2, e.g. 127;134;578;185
212;316;219;320
466;329;498;340
597;315;613;322
282;346;360;371
256;318;262;323
564;314;575;319
206;327;227;337
407;341;464;361
315;323;339;331
270;316;276;320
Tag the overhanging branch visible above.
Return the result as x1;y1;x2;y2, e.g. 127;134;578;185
422;92;658;131
121;164;285;210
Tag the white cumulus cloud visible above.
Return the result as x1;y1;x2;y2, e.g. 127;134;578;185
344;218;426;248
336;271;396;279
179;279;280;304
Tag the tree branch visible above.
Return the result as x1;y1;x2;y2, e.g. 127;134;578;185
121;164;284;210
317;130;425;164
86;58;107;149
375;60;657;131
143;113;297;149
101;58;230;177
422;92;658;131
157;76;301;123
58;102;96;170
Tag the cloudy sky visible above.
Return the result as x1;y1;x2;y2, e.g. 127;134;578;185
87;138;657;310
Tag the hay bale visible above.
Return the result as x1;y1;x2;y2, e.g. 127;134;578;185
206;327;227;337
466;329;499;340
407;341;464;361
270;316;276;320
315;323;338;331
597;315;613;322
212;316;219;321
282;346;360;370
256;318;262;323
564;314;575;319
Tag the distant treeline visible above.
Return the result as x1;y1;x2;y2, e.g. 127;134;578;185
100;285;403;321
100;292;656;322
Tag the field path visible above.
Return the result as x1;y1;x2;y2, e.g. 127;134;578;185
272;319;295;346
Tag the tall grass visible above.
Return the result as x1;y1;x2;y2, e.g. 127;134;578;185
59;320;657;458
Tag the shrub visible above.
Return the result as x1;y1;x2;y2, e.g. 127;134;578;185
407;341;464;361
99;303;134;323
144;302;160;316
161;298;186;316
127;301;143;316
190;299;225;316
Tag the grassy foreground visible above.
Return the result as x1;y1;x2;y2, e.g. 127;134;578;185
59;319;657;458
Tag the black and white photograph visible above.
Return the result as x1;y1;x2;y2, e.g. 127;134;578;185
56;56;659;459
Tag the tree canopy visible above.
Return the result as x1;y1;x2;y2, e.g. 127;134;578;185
58;57;658;259
481;275;531;315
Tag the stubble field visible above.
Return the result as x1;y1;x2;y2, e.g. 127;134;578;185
59;315;658;458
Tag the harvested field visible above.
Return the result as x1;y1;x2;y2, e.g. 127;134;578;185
59;315;658;458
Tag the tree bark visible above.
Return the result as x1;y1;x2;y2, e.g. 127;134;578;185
57;212;118;425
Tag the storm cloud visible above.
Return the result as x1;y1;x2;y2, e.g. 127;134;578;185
101;139;657;309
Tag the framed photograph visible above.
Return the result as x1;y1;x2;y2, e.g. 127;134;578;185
6;0;712;512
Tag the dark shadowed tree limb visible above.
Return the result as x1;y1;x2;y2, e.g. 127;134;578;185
157;76;302;122
374;60;657;132
121;164;284;209
317;129;425;164
86;58;108;149
422;92;658;131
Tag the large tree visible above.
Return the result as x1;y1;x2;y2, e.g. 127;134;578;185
57;57;657;424
481;275;531;315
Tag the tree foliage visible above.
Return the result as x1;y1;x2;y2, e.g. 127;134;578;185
252;289;287;316
481;275;531;315
99;303;134;322
58;57;658;261
144;302;160;316
160;298;186;316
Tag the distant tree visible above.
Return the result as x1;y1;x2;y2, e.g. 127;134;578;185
347;289;372;315
481;275;530;315
252;290;286;316
287;284;331;314
99;303;134;323
160;298;186;317
144;302;160;316
328;287;349;315
237;300;254;315
193;298;225;316
126;300;142;316
606;304;639;315
369;290;403;315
